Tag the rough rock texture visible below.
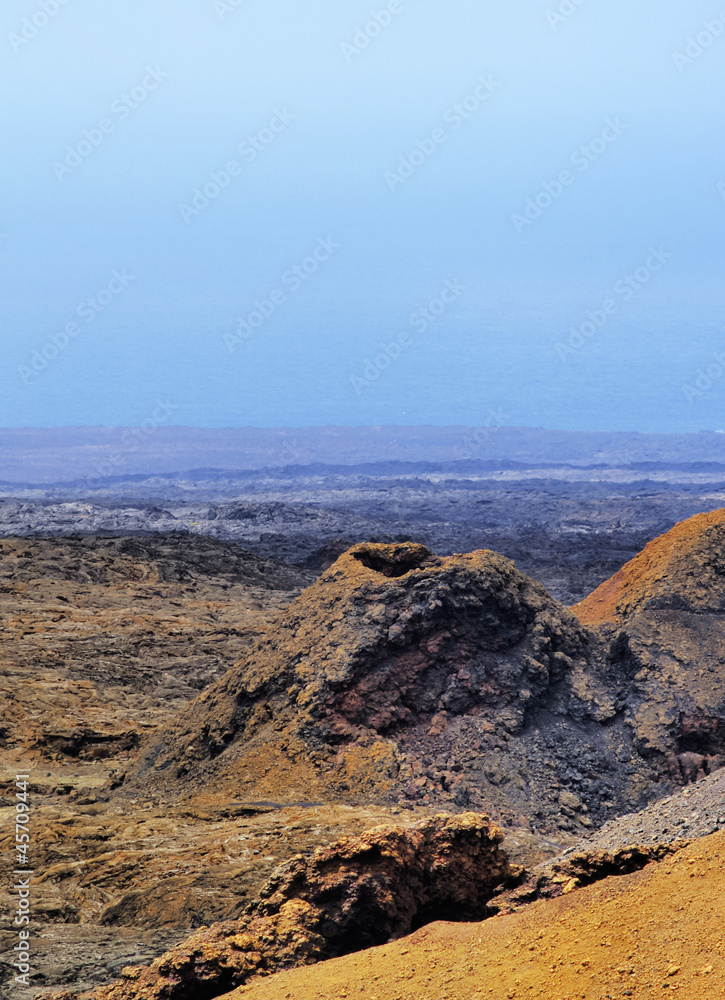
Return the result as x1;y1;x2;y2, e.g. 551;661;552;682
45;813;511;1000
6;461;725;605
493;766;725;911
0;535;311;995
0;794;421;998
0;535;310;761
137;542;645;830
562;764;725;853
571;509;725;782
225;828;725;1000
6;511;725;997
133;531;725;830
493;843;684;915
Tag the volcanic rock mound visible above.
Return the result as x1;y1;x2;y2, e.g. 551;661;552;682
135;542;646;828
224;828;725;1000
132;526;725;826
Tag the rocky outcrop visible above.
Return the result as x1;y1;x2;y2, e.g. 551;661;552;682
495;842;684;911
134;528;725;830
220;828;725;1000
47;812;511;1000
7;505;725;999
572;508;725;625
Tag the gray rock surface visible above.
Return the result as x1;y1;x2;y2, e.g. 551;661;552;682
565;767;725;853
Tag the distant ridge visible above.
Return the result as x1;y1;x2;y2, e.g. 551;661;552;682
1;426;724;485
572;508;725;626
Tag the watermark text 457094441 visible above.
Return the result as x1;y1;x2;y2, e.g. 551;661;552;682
11;774;34;986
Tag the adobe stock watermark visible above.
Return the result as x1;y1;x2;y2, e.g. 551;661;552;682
8;0;73;53
454;409;511;460
18;269;134;385
546;0;590;29
512;118;628;233
341;1;404;62
384;75;501;192
350;278;465;394
179;108;294;222
268;434;304;469
682;346;725;403
52;67;168;181
214;0;247;20
718;181;725;203
673;10;725;71
85;400;178;487
555;247;672;362
12;773;33;987
223;237;339;353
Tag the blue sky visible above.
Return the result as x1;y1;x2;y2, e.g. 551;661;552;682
1;0;723;431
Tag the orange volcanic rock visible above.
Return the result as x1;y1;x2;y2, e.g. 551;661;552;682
571;507;725;626
226;828;725;1000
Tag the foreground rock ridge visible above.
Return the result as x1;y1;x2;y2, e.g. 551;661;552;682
572;507;725;784
224;828;725;1000
47;813;511;1000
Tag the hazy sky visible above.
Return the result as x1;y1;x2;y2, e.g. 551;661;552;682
1;0;723;431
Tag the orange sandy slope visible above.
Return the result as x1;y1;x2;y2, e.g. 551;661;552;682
228;828;725;1000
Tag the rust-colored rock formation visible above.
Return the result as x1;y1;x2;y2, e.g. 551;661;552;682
11;523;725;997
128;531;725;831
48;812;511;1000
